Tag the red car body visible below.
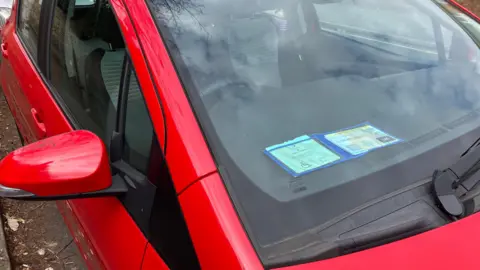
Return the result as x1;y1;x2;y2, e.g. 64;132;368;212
0;0;480;269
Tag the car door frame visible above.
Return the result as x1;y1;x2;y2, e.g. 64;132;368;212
0;0;55;145
109;1;205;268
42;0;174;268
121;0;265;269
4;0;172;269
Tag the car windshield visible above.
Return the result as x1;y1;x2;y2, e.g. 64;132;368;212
147;0;480;265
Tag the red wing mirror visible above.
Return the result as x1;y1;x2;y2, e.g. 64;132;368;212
0;130;126;199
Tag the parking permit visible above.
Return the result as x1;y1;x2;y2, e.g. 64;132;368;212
324;124;401;156
265;135;342;177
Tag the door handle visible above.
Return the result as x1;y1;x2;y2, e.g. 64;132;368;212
31;108;46;138
1;42;8;59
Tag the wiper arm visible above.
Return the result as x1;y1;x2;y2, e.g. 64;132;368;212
433;144;480;218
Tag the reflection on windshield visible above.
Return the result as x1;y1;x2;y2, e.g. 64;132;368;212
147;0;480;265
0;0;12;8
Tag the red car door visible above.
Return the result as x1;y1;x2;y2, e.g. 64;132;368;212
0;0;174;269
0;0;53;144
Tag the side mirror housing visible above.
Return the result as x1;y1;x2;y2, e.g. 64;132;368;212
0;130;125;199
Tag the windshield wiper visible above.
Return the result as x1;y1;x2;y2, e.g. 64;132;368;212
433;142;480;218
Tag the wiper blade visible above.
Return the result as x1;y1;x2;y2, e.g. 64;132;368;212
433;144;480;218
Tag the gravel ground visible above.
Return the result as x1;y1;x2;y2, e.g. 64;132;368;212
0;92;85;270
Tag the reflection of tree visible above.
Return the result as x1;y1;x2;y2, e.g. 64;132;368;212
24;0;41;35
148;0;205;32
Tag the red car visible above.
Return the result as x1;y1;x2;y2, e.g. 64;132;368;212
2;0;480;269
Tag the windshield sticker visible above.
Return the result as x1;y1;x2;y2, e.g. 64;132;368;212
323;124;401;156
265;135;343;177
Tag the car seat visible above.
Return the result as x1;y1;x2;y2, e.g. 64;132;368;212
227;16;282;90
64;0;121;106
84;48;153;165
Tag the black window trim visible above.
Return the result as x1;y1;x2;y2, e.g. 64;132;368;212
16;0;82;129
37;0;54;78
15;0;49;76
142;0;262;264
142;1;480;268
15;0;157;239
33;0;161;218
110;4;200;268
38;0;158;233
112;54;200;269
111;54;158;235
17;0;199;268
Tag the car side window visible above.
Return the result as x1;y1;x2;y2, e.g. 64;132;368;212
122;71;154;174
49;0;126;144
47;1;199;268
17;0;42;60
115;59;199;270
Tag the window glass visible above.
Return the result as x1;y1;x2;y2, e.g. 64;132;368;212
0;1;13;8
312;1;440;63
122;71;155;174
50;0;155;174
435;0;480;37
121;91;200;269
49;0;126;143
48;3;192;267
435;0;480;63
441;25;454;58
148;0;480;266
17;0;42;60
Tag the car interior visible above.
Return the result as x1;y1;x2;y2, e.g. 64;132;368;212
54;0;153;172
163;0;480;219
163;2;480;263
185;0;461;110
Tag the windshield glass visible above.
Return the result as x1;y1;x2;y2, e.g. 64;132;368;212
146;0;480;265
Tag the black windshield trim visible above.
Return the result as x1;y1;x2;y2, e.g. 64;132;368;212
142;0;263;264
143;0;480;267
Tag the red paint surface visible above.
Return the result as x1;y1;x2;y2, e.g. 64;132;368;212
448;0;480;22
0;1;150;269
279;212;480;270
180;173;263;270
111;0;166;149
141;245;170;270
0;130;111;196
124;0;217;193
5;0;480;269
57;201;105;270
1;6;70;144
66;197;147;270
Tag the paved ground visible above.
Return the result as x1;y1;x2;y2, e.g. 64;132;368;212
0;92;85;270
